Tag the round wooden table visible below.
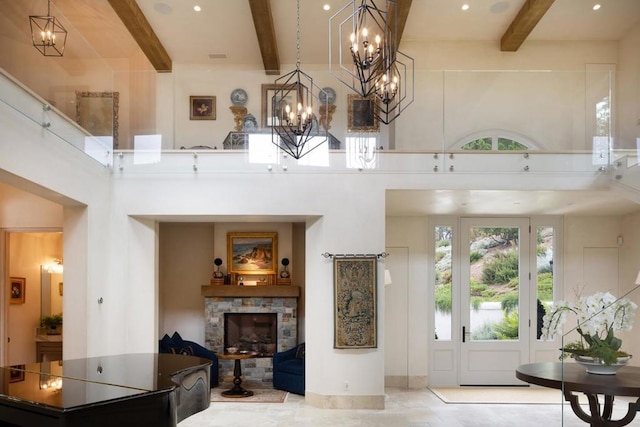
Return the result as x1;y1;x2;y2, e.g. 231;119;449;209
516;362;640;426
216;352;257;398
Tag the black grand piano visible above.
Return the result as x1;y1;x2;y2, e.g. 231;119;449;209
0;353;211;426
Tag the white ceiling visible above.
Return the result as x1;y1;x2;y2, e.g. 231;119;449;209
131;0;640;66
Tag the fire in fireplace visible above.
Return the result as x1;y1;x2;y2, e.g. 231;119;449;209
224;313;277;356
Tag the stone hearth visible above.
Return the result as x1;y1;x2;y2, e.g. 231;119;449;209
203;287;299;383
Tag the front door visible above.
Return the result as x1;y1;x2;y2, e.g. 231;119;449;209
459;218;530;385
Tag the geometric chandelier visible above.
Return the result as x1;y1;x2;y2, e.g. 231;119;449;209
29;0;67;57
329;0;413;125
271;0;328;159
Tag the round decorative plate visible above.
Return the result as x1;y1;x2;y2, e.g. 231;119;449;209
230;88;248;106
319;87;336;104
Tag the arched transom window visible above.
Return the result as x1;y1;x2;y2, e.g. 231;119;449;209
454;131;540;151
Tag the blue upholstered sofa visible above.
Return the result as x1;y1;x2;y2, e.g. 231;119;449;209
159;332;219;388
272;343;305;395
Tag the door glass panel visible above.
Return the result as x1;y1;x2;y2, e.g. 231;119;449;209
434;226;452;340
535;226;555;340
469;226;520;341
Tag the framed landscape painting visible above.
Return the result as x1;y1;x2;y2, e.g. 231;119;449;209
333;256;377;348
227;232;278;275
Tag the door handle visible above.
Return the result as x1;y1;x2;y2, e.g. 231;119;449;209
462;326;466;343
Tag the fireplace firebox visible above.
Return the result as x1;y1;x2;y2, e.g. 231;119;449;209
224;313;277;356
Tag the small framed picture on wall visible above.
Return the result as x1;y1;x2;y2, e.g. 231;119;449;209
9;277;25;304
190;96;216;120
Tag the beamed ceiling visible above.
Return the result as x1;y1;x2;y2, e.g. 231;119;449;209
112;0;553;73
19;0;638;74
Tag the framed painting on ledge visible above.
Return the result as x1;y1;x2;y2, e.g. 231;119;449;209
227;232;278;276
347;94;379;133
261;83;302;128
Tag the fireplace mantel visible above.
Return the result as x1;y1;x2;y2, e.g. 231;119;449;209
201;285;300;298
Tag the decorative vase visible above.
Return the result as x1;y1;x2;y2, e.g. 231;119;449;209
574;354;632;375
46;325;62;335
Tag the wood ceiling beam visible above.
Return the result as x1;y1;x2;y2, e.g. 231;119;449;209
500;0;555;52
389;0;413;48
248;0;280;76
107;0;172;72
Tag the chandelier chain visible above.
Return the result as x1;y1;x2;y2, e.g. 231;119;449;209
296;0;301;69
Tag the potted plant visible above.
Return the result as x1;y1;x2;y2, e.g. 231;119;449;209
40;313;63;335
541;291;636;370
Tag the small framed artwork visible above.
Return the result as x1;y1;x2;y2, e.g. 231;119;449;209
261;83;301;128
334;257;377;349
9;277;25;304
347;94;379;133
227;232;278;276
190;96;216;120
75;91;120;147
9;365;25;383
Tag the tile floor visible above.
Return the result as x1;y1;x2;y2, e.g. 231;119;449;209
179;387;603;426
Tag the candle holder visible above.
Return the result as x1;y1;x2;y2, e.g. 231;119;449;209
211;258;225;285
277;258;291;285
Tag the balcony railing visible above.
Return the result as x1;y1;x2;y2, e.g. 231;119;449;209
1;66;638;191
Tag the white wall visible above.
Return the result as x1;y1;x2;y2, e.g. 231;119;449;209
617;23;640;149
0;93;113;362
158;41;627;153
385;216;429;388
112;170;388;403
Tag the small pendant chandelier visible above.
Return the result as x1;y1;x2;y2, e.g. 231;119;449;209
271;0;328;160
29;0;68;57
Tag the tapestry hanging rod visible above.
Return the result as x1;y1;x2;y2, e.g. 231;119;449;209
321;252;388;260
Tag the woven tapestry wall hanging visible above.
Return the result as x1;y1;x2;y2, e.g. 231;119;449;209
334;256;377;348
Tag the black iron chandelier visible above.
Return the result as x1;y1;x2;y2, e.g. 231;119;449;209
29;0;67;57
329;0;413;125
271;0;328;159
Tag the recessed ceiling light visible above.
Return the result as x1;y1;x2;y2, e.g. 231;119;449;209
593;4;601;10
461;4;470;11
323;4;330;11
194;5;201;12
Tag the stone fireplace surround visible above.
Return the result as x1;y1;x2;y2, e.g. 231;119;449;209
203;287;299;383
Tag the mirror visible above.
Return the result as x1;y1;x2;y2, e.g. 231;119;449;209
40;266;63;318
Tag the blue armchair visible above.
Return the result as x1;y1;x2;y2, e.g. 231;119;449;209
159;332;219;388
272;343;305;395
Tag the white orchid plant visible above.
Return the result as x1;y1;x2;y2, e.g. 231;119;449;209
541;291;637;365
